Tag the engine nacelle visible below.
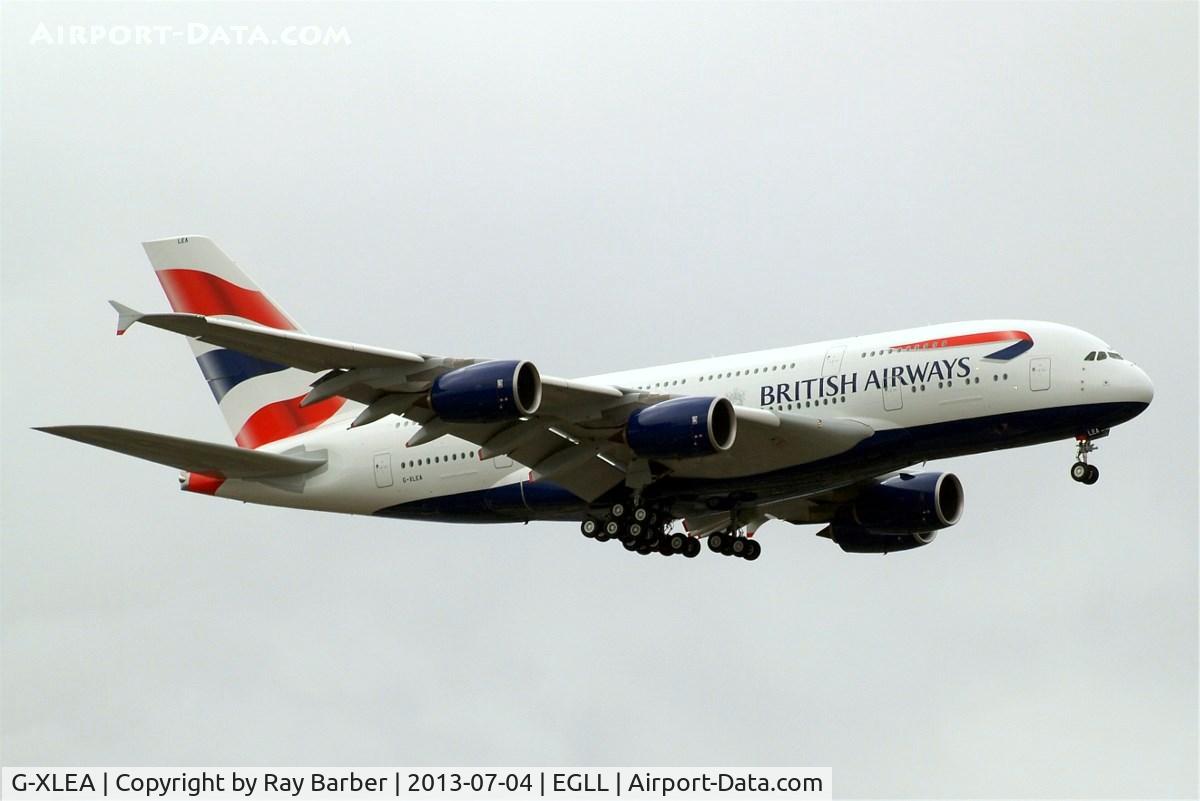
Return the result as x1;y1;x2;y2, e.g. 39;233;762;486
823;524;936;554
625;396;737;459
848;472;964;534
429;360;542;423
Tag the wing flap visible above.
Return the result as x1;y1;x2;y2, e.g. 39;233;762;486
36;425;326;479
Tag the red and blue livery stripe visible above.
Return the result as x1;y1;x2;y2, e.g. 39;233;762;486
157;267;346;449
235;395;346;449
155;269;295;330
892;330;1033;361
196;349;289;402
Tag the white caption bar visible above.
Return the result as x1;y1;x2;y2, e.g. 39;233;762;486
3;767;831;800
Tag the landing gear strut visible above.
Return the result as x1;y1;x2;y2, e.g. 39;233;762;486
1071;434;1101;485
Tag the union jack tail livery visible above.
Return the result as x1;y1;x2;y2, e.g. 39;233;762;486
140;236;346;449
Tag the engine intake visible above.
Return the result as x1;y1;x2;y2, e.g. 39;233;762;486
625;396;736;460
429;360;542;423
849;472;964;533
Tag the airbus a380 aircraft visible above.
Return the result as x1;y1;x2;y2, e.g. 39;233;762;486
40;237;1154;561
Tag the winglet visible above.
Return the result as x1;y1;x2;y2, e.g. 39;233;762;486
109;300;144;335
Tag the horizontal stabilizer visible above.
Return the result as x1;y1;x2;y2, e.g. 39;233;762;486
35;425;326;479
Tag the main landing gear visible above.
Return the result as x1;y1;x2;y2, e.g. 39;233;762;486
580;501;702;559
1070;434;1102;485
706;528;762;561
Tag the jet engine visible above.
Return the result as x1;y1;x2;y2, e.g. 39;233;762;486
429;360;542;423
822;526;938;554
818;472;964;554
847;472;964;533
625;396;737;459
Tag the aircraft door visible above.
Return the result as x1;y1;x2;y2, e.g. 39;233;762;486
373;452;394;488
882;384;903;411
1030;357;1051;391
822;346;846;377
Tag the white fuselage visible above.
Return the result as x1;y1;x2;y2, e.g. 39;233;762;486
210;319;1153;521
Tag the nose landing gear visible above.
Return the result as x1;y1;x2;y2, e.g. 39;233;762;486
1070;434;1101;485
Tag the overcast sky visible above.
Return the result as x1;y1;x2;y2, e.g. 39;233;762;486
2;2;1196;797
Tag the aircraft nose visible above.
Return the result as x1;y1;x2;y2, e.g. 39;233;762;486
1128;364;1154;406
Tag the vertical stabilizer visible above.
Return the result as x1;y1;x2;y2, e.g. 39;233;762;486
141;236;347;448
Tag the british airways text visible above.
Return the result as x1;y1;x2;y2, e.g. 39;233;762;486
760;357;972;406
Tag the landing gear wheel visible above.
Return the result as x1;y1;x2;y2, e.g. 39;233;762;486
708;532;726;552
1071;462;1089;482
744;540;762;561
602;520;621;539
684;538;701;558
731;537;748;557
609;502;626;519
622;539;639;551
627;522;644;539
581;519;598;538
668;534;686;554
1083;464;1100;485
632;506;649;523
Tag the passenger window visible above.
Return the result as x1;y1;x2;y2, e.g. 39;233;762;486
1097;352;1107;361
1084;352;1096;361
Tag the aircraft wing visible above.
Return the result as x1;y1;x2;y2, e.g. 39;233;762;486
111;301;428;371
113;304;873;501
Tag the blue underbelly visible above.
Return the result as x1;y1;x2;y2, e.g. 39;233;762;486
372;401;1147;523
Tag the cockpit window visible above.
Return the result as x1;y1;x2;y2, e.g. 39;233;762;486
1084;352;1096;361
1096;352;1107;361
1109;352;1123;360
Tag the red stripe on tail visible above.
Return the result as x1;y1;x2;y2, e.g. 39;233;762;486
156;269;295;330
235;395;346;449
183;473;226;495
